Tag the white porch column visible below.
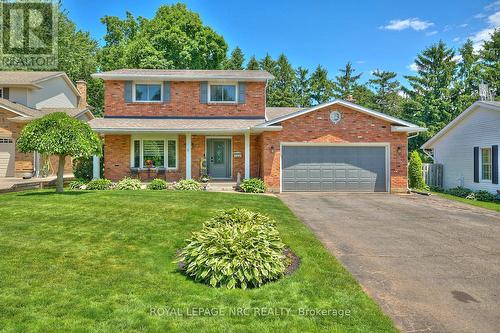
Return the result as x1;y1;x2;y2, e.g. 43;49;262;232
92;155;100;179
244;131;250;179
185;133;192;179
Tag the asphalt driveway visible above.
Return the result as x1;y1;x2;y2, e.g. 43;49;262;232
280;193;500;333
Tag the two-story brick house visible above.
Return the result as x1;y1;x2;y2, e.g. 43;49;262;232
0;71;94;178
89;69;425;192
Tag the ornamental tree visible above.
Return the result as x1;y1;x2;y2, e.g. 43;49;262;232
17;113;102;193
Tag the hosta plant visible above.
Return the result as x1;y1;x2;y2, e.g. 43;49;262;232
178;208;286;289
147;178;168;190
86;179;112;190
115;177;142;190
68;179;86;190
174;179;203;191
239;178;267;193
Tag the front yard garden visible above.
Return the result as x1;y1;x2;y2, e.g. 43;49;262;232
0;190;396;332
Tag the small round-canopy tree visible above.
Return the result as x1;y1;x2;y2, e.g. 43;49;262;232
17;113;102;193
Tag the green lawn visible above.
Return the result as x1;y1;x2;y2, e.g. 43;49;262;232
433;192;500;212
0;190;396;333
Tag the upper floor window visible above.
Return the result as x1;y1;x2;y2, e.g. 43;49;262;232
209;84;236;103
134;83;161;102
481;147;492;181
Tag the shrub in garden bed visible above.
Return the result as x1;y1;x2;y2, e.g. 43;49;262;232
474;190;495;202
239;178;267;193
147;178;168;190
86;179;112;190
174;179;203;191
178;208;288;289
68;179;87;190
115;177;142;190
445;186;473;198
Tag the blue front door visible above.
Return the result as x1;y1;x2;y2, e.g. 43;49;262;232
207;139;231;179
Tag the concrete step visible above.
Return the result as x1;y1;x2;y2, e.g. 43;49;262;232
206;182;237;192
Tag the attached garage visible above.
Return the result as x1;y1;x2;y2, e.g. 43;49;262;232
281;144;388;192
0;138;15;177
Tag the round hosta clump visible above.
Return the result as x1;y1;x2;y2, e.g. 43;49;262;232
179;208;286;289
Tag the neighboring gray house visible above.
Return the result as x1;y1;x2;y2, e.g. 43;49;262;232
422;101;499;193
0;71;94;177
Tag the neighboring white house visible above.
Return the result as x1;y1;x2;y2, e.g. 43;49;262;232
422;101;499;194
0;71;94;177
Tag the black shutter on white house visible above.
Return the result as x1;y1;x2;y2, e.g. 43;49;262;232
492;145;498;184
3;87;9;99
124;81;132;102
473;147;479;183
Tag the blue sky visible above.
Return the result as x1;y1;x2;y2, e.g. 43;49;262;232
63;0;499;85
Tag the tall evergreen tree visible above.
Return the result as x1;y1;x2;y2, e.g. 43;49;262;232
309;65;334;105
332;62;362;99
224;47;245;70
259;53;276;73
402;41;458;150
369;70;402;116
295;66;311;107
479;29;500;97
266;54;299;106
246;55;260;70
455;40;482;110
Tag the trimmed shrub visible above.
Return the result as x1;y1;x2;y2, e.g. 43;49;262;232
408;151;426;190
475;190;495;202
115;177;142;190
174;179;203;191
86;179;112;190
178;209;286;289
239;178;267;193
446;186;473;198
147;178;168;190
68;179;86;190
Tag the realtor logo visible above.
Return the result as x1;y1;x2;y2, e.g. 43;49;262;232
0;0;58;69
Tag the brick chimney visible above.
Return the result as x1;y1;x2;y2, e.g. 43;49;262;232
76;80;87;108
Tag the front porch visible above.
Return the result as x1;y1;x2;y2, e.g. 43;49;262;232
95;132;261;182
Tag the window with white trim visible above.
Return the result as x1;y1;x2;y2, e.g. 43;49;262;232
132;139;177;169
134;83;161;102
209;84;236;102
481;147;492;181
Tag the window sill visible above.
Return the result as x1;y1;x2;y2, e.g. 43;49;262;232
207;101;238;105
130;167;178;171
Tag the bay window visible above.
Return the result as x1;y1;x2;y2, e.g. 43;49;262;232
132;138;177;169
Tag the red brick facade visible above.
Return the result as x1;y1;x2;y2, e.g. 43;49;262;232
103;81;266;118
260;104;408;192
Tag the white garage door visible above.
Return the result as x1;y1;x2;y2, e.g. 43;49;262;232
282;145;388;192
0;138;15;177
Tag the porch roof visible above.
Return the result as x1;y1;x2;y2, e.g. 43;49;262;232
89;117;268;133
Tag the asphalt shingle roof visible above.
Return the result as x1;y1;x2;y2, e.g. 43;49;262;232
0;71;64;85
92;69;274;81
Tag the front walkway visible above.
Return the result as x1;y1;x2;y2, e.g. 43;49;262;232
280;192;500;333
0;174;74;193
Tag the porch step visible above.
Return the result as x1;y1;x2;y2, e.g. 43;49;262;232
206;181;237;192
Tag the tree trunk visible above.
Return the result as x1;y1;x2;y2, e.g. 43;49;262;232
56;155;66;193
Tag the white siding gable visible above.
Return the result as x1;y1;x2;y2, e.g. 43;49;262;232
28;76;78;109
432;106;500;193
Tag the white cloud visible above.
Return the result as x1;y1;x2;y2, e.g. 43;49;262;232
485;0;500;11
469;27;495;51
356;60;366;64
474;13;487;19
380;18;434;31
408;63;419;72
488;11;500;26
452;55;462;62
459;23;468;28
426;30;438;36
452;37;460;42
